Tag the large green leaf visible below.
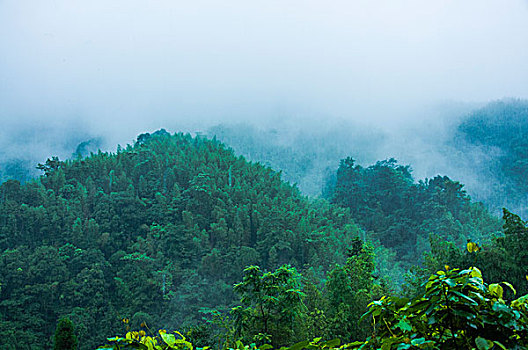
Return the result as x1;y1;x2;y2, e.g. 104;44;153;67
489;284;504;299
396;319;412;332
475;337;493;350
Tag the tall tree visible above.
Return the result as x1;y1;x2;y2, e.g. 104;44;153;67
53;318;78;350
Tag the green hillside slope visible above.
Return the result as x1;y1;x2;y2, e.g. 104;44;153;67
0;130;361;349
326;157;500;267
455;99;528;214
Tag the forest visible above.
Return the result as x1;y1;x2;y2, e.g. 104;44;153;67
1;101;528;349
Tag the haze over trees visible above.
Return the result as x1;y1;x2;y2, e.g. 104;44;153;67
2;0;528;346
0;101;528;349
454;99;528;215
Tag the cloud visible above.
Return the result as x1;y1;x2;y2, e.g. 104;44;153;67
1;0;527;131
1;0;528;195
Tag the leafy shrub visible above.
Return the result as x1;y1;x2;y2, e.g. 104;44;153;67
97;329;194;350
351;267;528;349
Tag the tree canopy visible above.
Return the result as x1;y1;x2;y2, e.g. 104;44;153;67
0;131;361;349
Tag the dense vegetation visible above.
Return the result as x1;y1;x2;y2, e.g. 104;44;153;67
417;208;528;298
1;123;527;349
208;100;528;215
0;130;363;349
325;157;500;273
455;99;528;214
98;265;528;350
54;318;78;350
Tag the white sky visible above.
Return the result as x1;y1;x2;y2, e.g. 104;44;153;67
1;0;528;138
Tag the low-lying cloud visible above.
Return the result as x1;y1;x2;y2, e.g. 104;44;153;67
1;0;528;204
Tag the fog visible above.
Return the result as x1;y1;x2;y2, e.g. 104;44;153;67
1;0;528;201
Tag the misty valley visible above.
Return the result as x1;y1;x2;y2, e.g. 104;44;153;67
0;100;527;349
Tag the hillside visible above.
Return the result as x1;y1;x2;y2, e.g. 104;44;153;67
0;130;362;349
206;122;384;197
325;157;501;270
455;99;528;215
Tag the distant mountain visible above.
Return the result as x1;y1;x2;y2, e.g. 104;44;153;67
454;99;528;215
0;158;36;184
325;157;500;267
206;122;384;197
0;119;103;184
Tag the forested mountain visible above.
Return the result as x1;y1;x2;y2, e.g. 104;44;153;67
0;130;363;349
206;122;383;197
3;100;528;215
0;159;35;184
207;100;528;216
1;128;528;349
455;99;528;215
325;157;501;267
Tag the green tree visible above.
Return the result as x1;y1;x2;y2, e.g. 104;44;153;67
54;318;78;350
417;209;528;297
232;265;306;347
456;99;528;211
325;238;383;342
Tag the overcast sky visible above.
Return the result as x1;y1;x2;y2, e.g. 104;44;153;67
1;0;528;143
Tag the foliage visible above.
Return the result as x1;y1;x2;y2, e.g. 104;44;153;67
97;264;528;350
54;317;78;350
1;127;522;349
232;265;306;347
198;309;237;350
97;329;194;350
415;209;528;297
352;267;528;349
98;330;347;350
327;157;500;270
0;130;361;349
325;239;385;342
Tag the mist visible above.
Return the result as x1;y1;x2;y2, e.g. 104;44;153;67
1;0;528;202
